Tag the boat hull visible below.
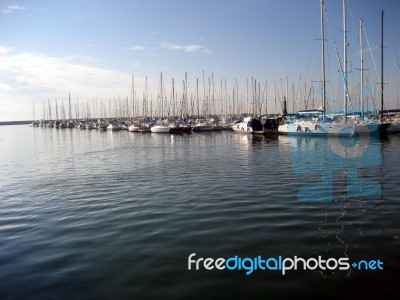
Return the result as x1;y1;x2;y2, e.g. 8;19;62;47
107;125;121;131
128;125;140;132
279;121;355;137
354;123;379;133
151;125;171;133
169;125;184;134
192;125;213;132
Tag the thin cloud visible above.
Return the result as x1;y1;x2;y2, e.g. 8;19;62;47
2;4;26;13
64;54;106;64
127;45;146;51
161;43;211;54
0;45;12;54
8;5;26;10
0;51;147;120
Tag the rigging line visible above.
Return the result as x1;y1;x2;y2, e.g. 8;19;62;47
304;24;320;84
323;4;355;114
366;77;378;113
384;16;400;74
348;0;360;45
363;27;380;85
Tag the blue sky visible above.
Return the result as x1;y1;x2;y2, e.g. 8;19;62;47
0;0;399;120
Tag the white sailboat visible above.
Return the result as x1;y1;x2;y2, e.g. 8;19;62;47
107;120;122;131
278;0;355;137
232;116;264;133
151;72;171;133
30;100;39;127
353;18;379;134
128;124;140;132
151;123;171;133
128;75;140;132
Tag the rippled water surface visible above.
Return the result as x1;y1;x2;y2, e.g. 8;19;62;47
0;126;399;299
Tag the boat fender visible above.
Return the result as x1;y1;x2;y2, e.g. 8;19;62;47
315;124;318;130
305;127;310;132
297;125;301;132
241;127;244;131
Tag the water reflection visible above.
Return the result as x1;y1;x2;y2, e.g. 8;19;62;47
0;126;398;297
280;133;385;278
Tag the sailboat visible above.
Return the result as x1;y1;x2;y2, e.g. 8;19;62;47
30;100;39;127
151;72;171;133
128;76;140;132
353;18;379;134
278;0;355;137
377;10;391;134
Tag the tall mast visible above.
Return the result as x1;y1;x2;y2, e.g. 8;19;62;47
32;100;35;121
160;72;163;118
380;10;384;121
196;78;199;118
360;19;364;118
68;92;72;120
321;0;326;122
132;75;135;119
285;77;288;113
145;77;148;117
343;0;348;123
55;99;59;120
265;80;268;115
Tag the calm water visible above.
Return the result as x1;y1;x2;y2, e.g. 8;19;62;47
0;125;399;299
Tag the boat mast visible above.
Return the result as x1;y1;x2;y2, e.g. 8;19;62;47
343;0;348;123
68;92;72;120
360;19;364;118
196;78;199;118
132;75;135;121
380;10;384;121
321;0;326;122
285;77;288;114
159;72;164;120
32;100;35;121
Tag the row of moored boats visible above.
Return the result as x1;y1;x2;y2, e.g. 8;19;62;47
30;111;400;136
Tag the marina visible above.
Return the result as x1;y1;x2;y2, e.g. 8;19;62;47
1;124;399;298
1;0;400;298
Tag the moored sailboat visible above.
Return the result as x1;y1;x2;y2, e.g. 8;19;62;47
278;0;355;137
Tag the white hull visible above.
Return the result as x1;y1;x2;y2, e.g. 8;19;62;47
232;122;256;133
107;124;121;131
278;121;355;137
128;125;140;132
151;125;171;133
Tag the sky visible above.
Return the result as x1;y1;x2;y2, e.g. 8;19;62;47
0;0;400;121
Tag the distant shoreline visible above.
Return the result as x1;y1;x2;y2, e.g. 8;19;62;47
0;121;32;125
